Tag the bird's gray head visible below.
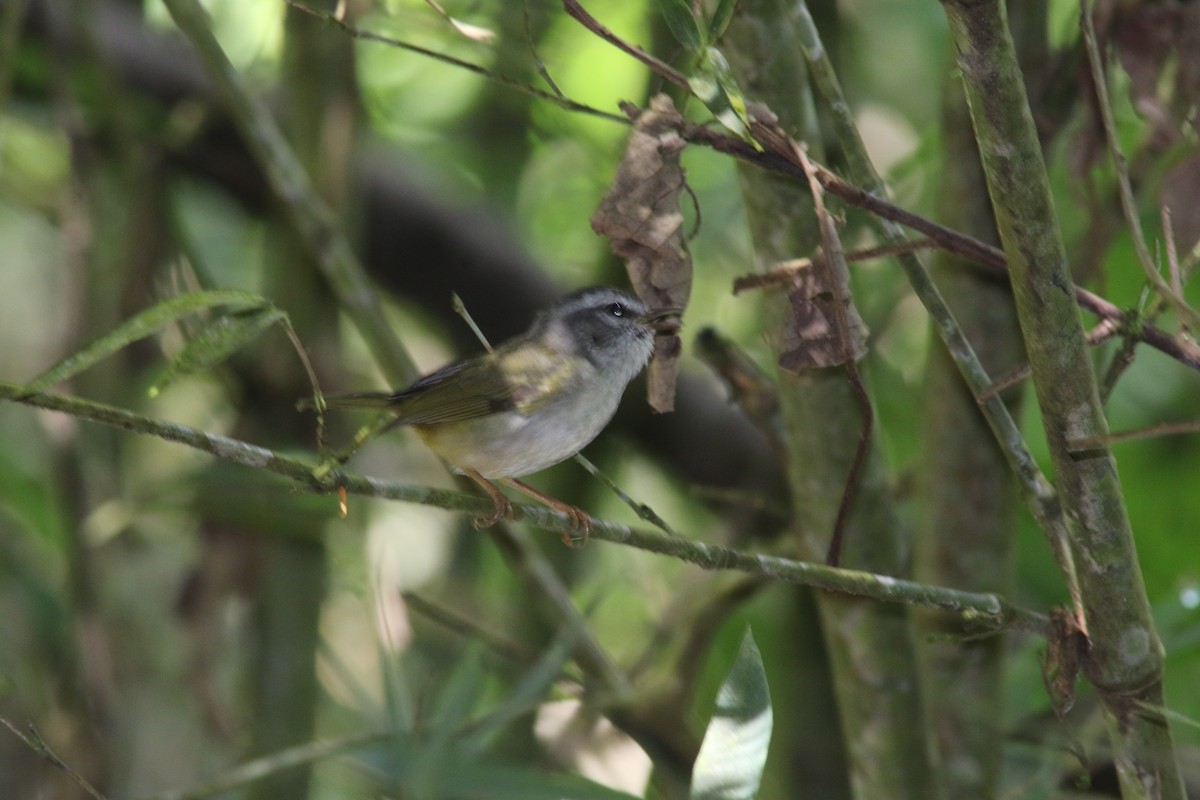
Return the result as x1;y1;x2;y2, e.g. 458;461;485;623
532;287;680;384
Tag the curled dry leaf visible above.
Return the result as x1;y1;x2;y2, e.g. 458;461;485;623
776;254;869;372
743;104;869;372
592;94;692;412
1042;607;1088;717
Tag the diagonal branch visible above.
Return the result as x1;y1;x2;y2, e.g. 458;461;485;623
284;0;626;122
674;120;1200;372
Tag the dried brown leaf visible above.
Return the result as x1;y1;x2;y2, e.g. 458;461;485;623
592;94;692;412
1042;607;1088;718
776;254;869;372
739;106;870;373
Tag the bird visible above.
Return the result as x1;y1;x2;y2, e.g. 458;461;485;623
302;286;683;543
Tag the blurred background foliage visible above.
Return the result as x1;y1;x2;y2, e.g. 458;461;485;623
1;0;1199;798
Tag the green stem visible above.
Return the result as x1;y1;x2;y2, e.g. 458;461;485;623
915;59;1025;798
941;1;1184;796
792;0;1083;617
159;0;417;387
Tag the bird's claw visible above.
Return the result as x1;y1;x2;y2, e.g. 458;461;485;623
561;507;592;548
473;494;513;529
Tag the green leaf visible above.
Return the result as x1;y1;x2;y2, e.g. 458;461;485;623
24;290;270;393
708;0;738;42
688;47;753;139
690;628;773;800
655;0;705;52
0;449;68;547
462;617;582;754
148;306;286;397
431;643;490;734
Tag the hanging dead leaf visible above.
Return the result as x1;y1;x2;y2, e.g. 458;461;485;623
592;94;692;413
1042;607;1088;717
776;252;869;372
737;108;870;373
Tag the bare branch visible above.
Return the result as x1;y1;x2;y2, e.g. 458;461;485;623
0;380;1049;635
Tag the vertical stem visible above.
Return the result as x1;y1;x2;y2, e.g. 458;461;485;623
916;70;1023;798
725;3;941;798
940;1;1184;797
239;4;354;798
247;535;326;800
791;1;1083;619
160;0;417;388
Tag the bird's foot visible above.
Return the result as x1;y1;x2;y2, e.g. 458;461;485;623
503;478;592;548
465;469;514;528
559;506;592;549
473;493;513;529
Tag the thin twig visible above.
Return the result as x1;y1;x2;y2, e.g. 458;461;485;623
451;292;494;352
572;453;685;537
561;0;690;91
1068;420;1200;452
732;238;937;292
523;0;565;98
1080;1;1200;332
978;317;1124;403
0;381;1049;634
1161;206;1193;338
1165;208;1182;300
285;0;625;123
1;718;108;800
976;365;1029;404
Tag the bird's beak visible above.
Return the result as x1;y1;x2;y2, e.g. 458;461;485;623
638;306;684;335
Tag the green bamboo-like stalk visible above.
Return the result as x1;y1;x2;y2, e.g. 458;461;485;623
940;1;1184;796
159;0;417;388
236;6;355;798
790;2;1081;615
916;72;1024;798
724;4;942;798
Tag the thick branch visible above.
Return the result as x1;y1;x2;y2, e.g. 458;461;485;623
941;1;1184;797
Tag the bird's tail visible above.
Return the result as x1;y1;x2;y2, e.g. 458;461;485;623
296;391;396;412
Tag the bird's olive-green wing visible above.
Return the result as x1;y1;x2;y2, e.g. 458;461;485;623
389;342;573;426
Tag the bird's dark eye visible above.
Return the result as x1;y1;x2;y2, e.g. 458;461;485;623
607;302;626;317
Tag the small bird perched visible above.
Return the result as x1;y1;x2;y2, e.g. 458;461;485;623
304;286;682;542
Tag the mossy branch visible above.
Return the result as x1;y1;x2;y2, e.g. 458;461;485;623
770;1;1082;617
941;0;1185;796
0;380;1049;635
